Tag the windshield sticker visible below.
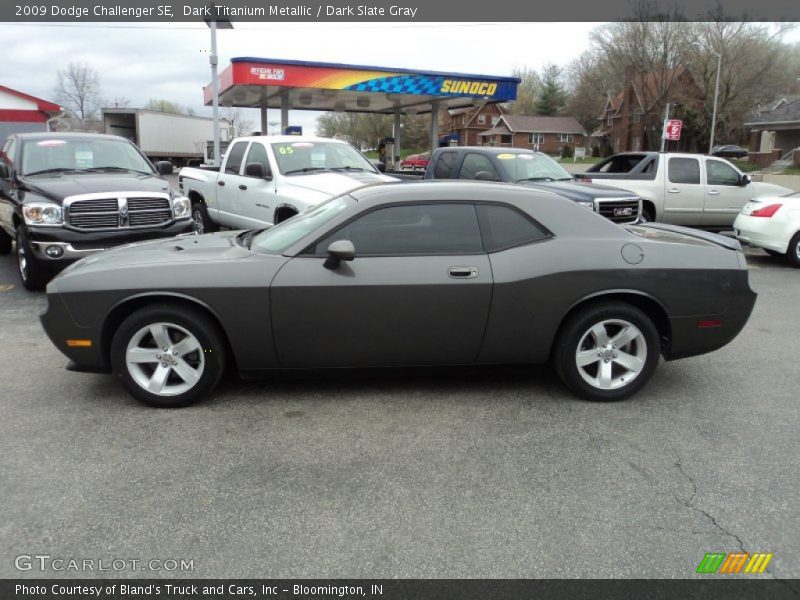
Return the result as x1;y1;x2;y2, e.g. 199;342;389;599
75;150;94;168
36;140;67;147
497;153;516;160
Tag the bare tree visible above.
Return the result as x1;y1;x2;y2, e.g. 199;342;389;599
222;108;255;137
53;62;103;129
144;98;193;114
506;67;541;115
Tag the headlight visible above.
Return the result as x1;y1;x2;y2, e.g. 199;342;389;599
23;202;63;225
576;200;594;211
172;195;191;219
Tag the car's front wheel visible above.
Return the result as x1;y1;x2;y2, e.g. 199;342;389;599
110;304;226;407
16;227;51;291
553;302;660;401
191;202;217;234
787;232;800;268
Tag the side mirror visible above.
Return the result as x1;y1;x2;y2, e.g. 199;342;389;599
376;162;386;173
323;239;355;270
245;162;271;179
475;170;500;182
0;163;8;180
740;174;751;187
155;161;173;175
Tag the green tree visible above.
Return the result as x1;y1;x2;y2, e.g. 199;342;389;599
535;64;567;115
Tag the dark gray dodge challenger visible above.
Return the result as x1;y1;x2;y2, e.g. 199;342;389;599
41;181;756;407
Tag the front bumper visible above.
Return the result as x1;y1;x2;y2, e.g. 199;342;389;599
40;292;110;372
27;219;193;266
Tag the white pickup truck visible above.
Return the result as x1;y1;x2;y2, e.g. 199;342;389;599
178;135;397;233
576;152;792;228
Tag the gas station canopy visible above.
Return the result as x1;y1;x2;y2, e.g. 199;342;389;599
204;57;520;114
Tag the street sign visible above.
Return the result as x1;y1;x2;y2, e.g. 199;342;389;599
665;119;683;141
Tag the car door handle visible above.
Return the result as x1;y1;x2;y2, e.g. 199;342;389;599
708;189;720;196
218;180;225;186
667;188;680;193
239;184;247;190
448;266;478;279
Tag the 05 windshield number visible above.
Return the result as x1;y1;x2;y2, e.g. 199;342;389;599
277;146;295;155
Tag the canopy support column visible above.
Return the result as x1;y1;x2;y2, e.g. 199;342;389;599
429;102;440;152
393;111;402;170
280;94;290;133
260;106;267;136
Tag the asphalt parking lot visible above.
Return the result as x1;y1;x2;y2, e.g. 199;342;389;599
1;243;798;580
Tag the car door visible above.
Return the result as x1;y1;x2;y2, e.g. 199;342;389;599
233;141;276;228
702;158;751;228
662;156;705;225
270;202;493;368
214;140;249;228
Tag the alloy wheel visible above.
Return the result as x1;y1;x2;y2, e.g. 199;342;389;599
575;318;647;390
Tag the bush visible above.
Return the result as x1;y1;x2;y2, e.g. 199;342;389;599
560;145;574;159
591;145;600;157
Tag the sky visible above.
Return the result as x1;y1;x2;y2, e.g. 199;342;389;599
2;21;799;135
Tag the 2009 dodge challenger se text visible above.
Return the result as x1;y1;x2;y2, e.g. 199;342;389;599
40;181;756;407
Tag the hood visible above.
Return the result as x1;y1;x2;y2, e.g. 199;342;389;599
519;179;639;201
20;172;170;204
58;231;249;277
282;170;397;197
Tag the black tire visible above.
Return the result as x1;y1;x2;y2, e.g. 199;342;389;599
640;205;655;223
16;227;51;291
191;202;217;234
553;301;660;402
0;227;11;254
110;303;227;408
787;232;800;268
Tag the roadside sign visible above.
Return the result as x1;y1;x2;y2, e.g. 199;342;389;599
665;119;683;141
574;147;586;163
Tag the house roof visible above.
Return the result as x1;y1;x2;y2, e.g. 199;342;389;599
597;66;690;119
477;124;511;137
493;114;585;134
744;97;800;126
0;85;61;114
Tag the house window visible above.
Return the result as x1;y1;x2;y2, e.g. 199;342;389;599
528;133;544;145
632;136;641;151
478;115;486;125
557;133;573;143
632;109;642;123
607;116;613;126
501;134;512;144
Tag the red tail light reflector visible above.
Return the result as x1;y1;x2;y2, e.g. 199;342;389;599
696;320;723;328
750;204;782;218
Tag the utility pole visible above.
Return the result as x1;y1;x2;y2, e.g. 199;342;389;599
660;102;670;152
708;50;722;154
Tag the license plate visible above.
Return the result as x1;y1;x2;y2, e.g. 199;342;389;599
614;207;634;217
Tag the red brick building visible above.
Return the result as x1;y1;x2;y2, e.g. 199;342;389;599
440;103;506;146
477;114;586;154
594;66;701;153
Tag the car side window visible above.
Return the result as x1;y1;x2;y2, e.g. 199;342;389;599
460;153;500;180
244;143;271;177
314;203;483;256
668;157;701;185
224;141;248;175
706;159;740;186
476;204;550;252
434;151;458;179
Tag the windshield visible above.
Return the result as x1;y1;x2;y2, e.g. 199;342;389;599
21;137;154;176
270;141;376;175
249;195;354;254
496;152;572;182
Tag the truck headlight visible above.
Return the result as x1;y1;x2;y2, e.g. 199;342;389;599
23;203;63;225
173;195;191;219
576;200;594;211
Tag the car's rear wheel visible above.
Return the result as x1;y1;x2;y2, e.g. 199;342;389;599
16;227;51;291
787;232;800;268
0;227;12;254
191;202;217;234
554;302;660;401
110;304;226;408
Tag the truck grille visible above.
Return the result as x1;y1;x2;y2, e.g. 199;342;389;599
597;199;640;223
66;195;173;230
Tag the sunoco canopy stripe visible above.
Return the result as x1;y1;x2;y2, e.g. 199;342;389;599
205;57;520;104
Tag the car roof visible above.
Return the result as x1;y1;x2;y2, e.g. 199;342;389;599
350;179;559;203
12;132;127;141
238;135;352;144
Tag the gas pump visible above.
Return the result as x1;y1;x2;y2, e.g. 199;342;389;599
377;137;396;171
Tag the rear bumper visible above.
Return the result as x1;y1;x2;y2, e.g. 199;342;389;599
734;215;789;254
665;286;757;360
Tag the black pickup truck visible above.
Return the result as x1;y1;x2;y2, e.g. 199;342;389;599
422;146;642;223
0;132;193;290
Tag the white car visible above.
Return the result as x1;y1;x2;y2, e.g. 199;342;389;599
734;192;800;267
